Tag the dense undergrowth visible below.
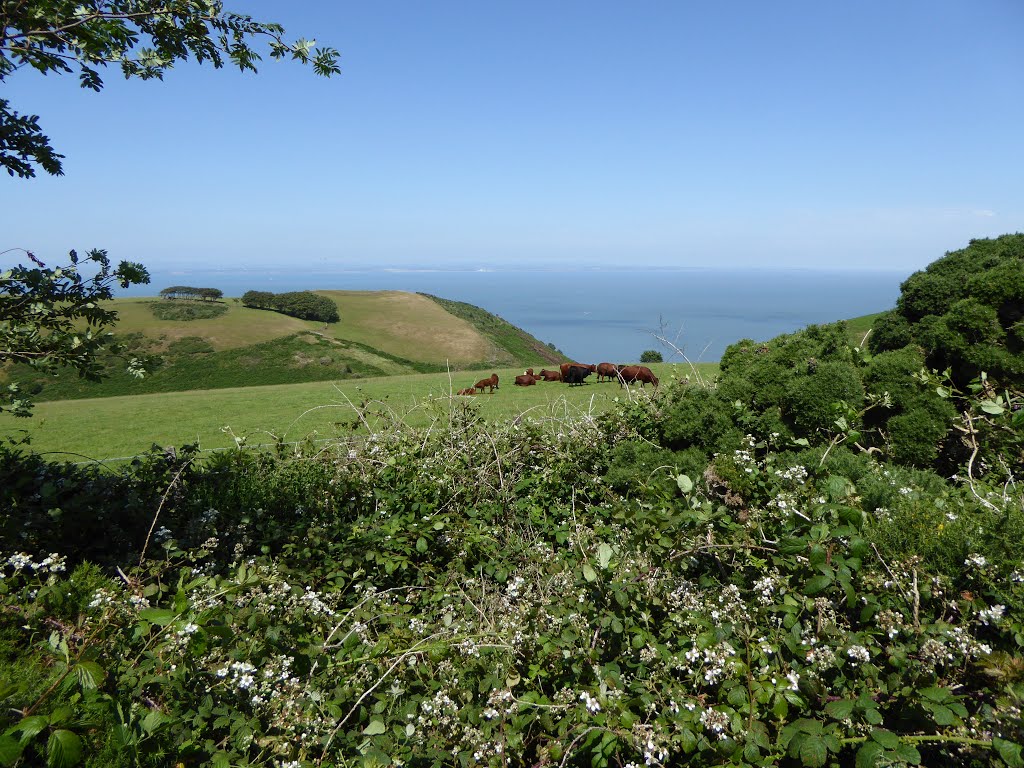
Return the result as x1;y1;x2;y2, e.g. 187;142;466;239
2;372;1023;767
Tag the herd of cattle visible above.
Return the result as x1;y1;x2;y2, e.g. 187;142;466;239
456;362;659;395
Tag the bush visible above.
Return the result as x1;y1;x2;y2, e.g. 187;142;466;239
150;301;228;321
639;349;663;363
782;360;863;436
241;290;340;323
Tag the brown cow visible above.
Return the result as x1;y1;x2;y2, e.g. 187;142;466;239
616;365;659;388
474;373;500;393
538;369;561;381
525;368;534;376
596;362;618;382
457;387;477;395
514;374;537;386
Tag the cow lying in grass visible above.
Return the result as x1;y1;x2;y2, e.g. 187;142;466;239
514;374;537;386
457;387;477;395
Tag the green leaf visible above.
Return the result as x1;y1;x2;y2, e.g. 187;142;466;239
799;735;828;767
805;574;833;594
994;737;1024;768
676;474;693;493
582;564;597;583
415;537;427;553
869;729;900;750
363;719;387;736
855;741;884;768
7;715;48;742
928;703;959;726
46;730;82;768
73;661;103;690
824;699;855;720
894;743;921;765
141;711;171;735
597;543;614;569
137;608;175;626
980;401;1005;415
211;753;232;768
0;736;25;768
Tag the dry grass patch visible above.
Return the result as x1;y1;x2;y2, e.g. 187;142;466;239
104;299;314;350
317;291;494;364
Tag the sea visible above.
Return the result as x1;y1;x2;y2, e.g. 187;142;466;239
118;267;907;364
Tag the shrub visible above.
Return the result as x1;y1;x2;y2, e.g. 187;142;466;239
241;290;341;322
639;349;663;363
867;309;913;353
782;360;863;436
658;385;742;453
149;300;227;321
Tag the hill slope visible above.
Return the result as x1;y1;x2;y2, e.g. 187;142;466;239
1;290;567;401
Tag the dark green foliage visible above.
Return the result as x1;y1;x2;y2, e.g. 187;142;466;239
863;347;927;410
639;349;663;363
166;336;214;356
241;289;340;323
149;300;227;321
877;234;1024;387
896;270;962;321
603;441;706;495
867;310;913;353
886;399;954;467
1;249;150;415
782;360;863;435
658;384;742;452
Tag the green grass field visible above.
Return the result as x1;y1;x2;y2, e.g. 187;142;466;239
1;363;716;461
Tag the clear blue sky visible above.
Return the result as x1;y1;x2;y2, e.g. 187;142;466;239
2;1;1022;273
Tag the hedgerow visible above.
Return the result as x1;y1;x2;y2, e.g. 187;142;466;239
2;384;1024;767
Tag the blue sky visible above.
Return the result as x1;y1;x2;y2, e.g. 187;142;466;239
2;1;1022;273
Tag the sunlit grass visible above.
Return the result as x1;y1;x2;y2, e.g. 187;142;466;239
2;363;716;461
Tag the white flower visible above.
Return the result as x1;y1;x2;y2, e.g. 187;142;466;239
579;691;601;714
847;645;871;664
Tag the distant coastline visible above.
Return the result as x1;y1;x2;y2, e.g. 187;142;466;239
117;267;904;363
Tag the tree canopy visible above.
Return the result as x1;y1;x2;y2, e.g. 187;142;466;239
0;249;151;416
0;0;340;178
1;3;339;415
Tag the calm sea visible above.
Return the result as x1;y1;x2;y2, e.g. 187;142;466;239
119;267;906;363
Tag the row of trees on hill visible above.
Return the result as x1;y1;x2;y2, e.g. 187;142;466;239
241;290;340;323
158;286;223;301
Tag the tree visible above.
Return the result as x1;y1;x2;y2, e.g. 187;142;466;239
1;3;339;414
639;349;663;363
0;1;340;178
1;248;151;416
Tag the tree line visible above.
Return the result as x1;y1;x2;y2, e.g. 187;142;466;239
158;286;223;301
241;290;340;323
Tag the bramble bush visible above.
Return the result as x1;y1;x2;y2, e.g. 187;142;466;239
2;387;1024;767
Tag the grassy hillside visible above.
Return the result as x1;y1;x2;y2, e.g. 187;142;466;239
1;291;565;401
1;362;716;460
419;293;568;365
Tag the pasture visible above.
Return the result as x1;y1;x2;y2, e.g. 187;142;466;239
70;292;507;364
1;362;717;461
